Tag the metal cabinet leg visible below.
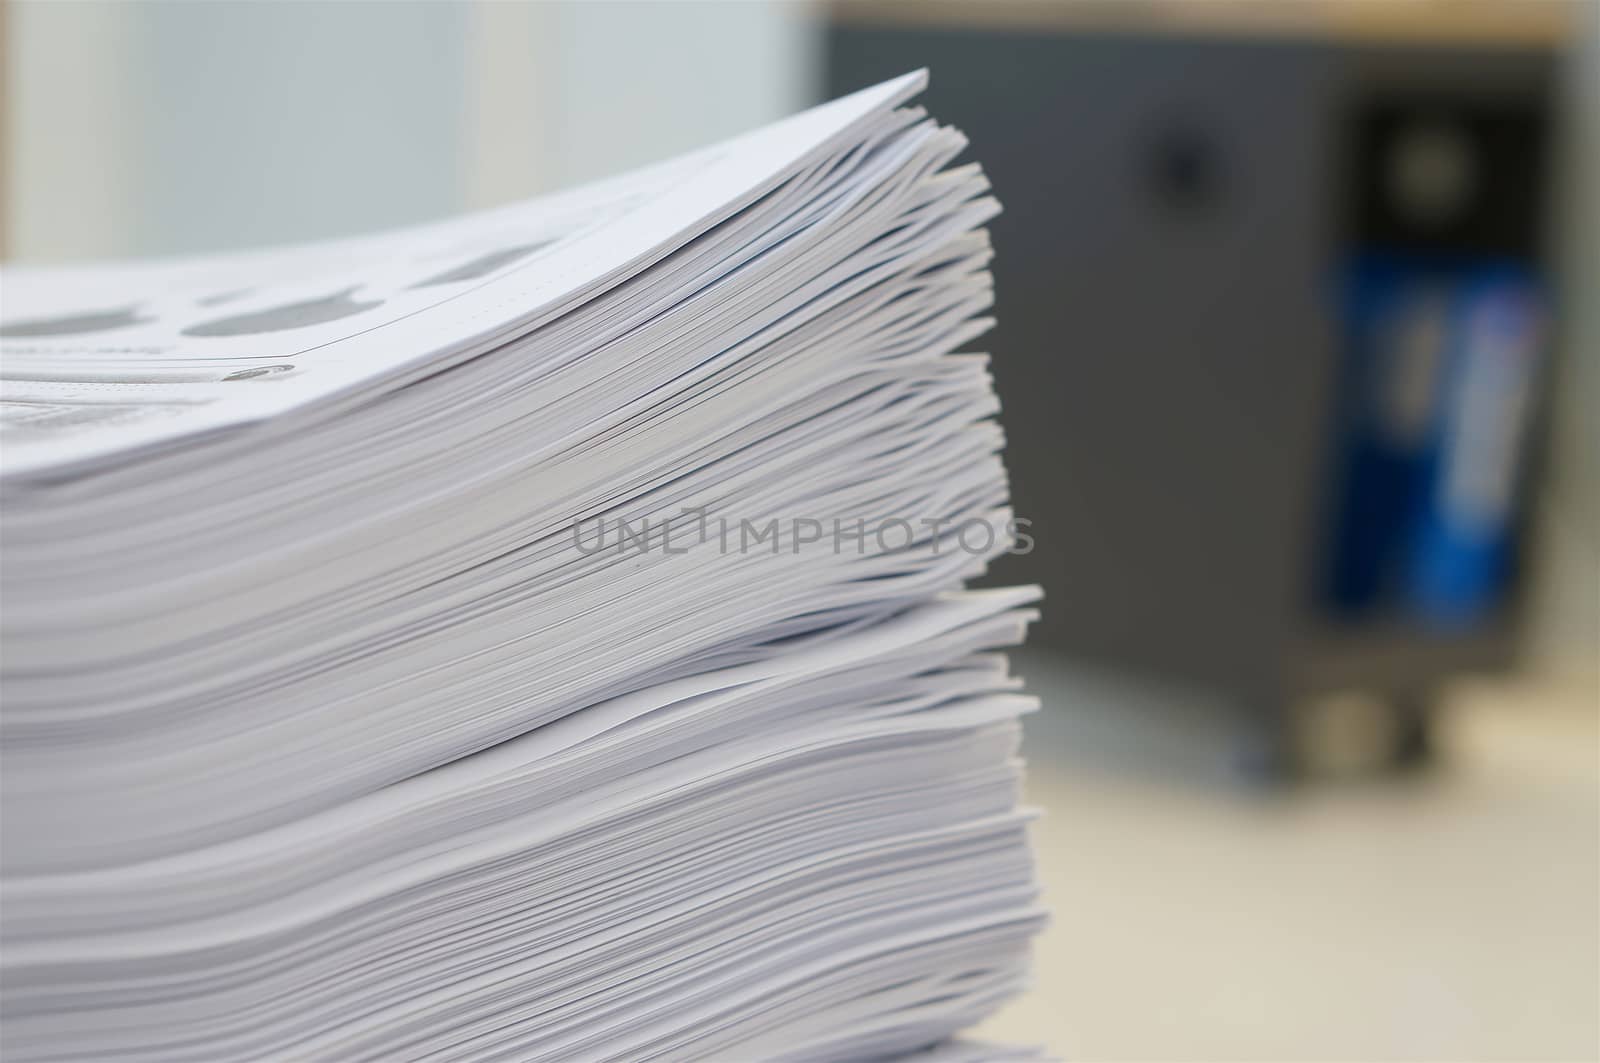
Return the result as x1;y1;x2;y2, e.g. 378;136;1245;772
1231;700;1301;786
1388;688;1437;771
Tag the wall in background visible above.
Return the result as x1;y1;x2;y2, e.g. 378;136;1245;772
511;1;820;199
5;0;142;259
4;0;472;259
0;0;819;260
1531;0;1599;678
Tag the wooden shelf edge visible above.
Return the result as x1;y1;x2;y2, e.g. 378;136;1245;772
828;1;1577;50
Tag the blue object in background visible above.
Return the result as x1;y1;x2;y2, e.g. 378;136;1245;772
1324;253;1455;617
1408;266;1546;628
1324;254;1546;629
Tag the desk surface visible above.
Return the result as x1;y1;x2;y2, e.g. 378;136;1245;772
975;655;1599;1059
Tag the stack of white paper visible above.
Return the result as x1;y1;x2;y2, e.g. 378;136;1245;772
0;72;1045;1062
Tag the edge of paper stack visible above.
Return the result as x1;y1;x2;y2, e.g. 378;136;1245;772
0;71;1052;1062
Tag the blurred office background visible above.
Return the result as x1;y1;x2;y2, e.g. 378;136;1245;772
2;1;1595;1058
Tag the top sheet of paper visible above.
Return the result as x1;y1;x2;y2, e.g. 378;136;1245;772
0;72;927;480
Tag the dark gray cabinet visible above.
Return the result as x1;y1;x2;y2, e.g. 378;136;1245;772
827;18;1560;774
